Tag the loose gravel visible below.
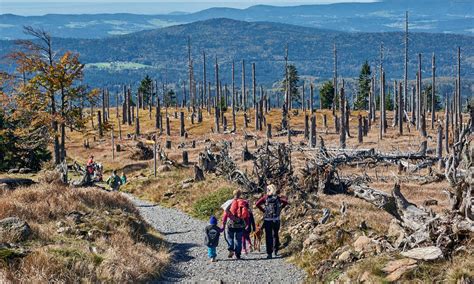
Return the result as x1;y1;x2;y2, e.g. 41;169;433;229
129;195;306;283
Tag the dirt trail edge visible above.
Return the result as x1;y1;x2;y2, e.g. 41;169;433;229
128;195;306;283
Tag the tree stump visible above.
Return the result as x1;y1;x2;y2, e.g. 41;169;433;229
180;112;185;137
194;165;205;181
182;151;189;165
266;124;272;139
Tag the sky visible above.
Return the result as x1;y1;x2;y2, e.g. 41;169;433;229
1;1;378;15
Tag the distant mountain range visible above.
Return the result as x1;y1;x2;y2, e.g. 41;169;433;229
1;18;471;98
1;0;473;40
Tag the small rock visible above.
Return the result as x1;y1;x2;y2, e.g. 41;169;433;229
422;199;438;207
164;191;174;197
0;183;9;191
338;251;352;262
401;246;443;261
157;165;172;173
182;183;192;189
0;217;31;242
57;226;72;234
7;169;19;174
353;236;373;253
18;168;32;174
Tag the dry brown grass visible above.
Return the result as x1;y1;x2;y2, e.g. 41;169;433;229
0;183;169;282
58;107;466;282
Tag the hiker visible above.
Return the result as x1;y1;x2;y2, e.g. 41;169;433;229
222;189;249;260
106;170;122;191
121;172;127;184
86;155;95;175
242;201;256;254
204;216;222;262
256;184;289;259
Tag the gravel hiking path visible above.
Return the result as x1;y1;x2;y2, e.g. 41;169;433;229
129;195;306;283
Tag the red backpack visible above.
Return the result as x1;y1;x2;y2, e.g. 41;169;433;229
227;199;249;229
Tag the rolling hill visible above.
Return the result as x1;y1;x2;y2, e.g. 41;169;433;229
0;0;473;40
1;18;472;98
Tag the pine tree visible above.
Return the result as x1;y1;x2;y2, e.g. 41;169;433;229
138;75;153;105
354;61;371;110
319;81;335;109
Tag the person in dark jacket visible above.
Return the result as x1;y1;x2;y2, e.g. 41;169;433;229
255;184;289;259
204;216;222;262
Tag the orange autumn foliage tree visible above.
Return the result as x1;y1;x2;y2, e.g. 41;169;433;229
8;26;99;165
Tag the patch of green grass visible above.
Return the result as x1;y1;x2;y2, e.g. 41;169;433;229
324;269;343;283
192;187;233;220
92;254;104;266
49;248;87;261
0;248;18;262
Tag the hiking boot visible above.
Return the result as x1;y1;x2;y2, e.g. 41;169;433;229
228;251;234;258
235;254;241;260
244;249;248;255
211;257;217;262
274;250;279;257
266;254;273;259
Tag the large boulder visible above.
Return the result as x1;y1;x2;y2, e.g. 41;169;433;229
382;258;418;282
0;217;32;242
401;246;443;261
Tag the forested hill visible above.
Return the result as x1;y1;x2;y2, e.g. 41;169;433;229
1;0;472;39
0;18;473;92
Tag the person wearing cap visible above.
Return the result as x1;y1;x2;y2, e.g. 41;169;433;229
204;215;222;262
255;184;289;259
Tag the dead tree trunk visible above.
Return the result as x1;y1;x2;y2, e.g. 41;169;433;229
358;114;363;143
266;123;272;139
445;97;450;154
180;111;185;137
98;110;103;137
252;62;256;109
431;53;436;129
339;87;346;149
310;115;316;148
182;151;189;165
304;114;309;140
166;116;170;136
398;81;404;135
156;99;161;129
436;123;443;159
310;83;315;113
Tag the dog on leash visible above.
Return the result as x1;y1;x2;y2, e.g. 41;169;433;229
251;223;263;252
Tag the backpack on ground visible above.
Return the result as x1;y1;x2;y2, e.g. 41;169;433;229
227;199;249;229
264;195;281;220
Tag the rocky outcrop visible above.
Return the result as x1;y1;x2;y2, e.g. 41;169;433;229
0;217;31;242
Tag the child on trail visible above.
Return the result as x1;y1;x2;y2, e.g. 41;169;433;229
204;216;221;262
121;172;127;184
255;184;289;259
106;170;122;191
242;201;256;254
222;189;250;260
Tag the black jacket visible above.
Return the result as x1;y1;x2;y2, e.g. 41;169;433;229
204;224;221;247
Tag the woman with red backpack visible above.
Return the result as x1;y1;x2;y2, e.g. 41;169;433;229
222;189;250;260
256;184;289;259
